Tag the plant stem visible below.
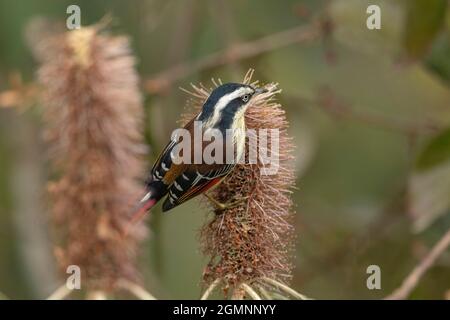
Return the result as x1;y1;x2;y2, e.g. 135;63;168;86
200;278;222;300
262;277;310;300
117;279;156;300
257;285;273;300
86;291;108;300
241;283;262;300
46;284;72;300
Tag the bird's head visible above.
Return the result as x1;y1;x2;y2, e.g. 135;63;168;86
197;83;267;128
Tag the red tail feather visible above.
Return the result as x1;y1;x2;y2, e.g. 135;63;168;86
124;198;157;237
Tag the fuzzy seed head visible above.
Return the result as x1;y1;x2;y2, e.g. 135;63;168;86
37;25;146;290
182;70;296;294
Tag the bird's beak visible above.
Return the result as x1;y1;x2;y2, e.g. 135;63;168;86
254;87;268;95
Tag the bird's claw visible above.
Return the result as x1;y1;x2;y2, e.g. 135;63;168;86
204;193;249;214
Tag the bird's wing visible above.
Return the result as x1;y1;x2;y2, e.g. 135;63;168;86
149;138;178;184
162;164;234;212
147;117;198;187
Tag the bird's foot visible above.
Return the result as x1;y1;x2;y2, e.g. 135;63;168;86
204;193;249;214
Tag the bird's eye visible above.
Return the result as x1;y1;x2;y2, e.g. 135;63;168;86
242;95;250;102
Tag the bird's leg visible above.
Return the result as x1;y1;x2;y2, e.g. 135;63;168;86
204;193;227;211
204;193;249;213
224;196;249;209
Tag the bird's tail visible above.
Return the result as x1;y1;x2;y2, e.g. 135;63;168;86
124;191;157;237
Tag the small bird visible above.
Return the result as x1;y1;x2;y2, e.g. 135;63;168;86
129;83;267;225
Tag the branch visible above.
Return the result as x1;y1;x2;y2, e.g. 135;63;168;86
386;228;450;300
144;23;321;94
307;87;440;136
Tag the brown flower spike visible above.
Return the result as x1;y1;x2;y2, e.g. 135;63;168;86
183;70;298;299
37;25;146;293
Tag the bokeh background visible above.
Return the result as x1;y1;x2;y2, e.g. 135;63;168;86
0;0;449;299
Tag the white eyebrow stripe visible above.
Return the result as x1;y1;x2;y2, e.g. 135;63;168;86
207;87;253;127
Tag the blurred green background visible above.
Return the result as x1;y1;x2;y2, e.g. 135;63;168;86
0;0;449;299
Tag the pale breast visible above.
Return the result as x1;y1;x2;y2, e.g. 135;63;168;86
232;111;247;163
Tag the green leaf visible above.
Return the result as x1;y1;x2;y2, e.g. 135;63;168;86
426;35;450;83
409;160;450;233
410;127;450;232
416;127;450;170
403;0;447;60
